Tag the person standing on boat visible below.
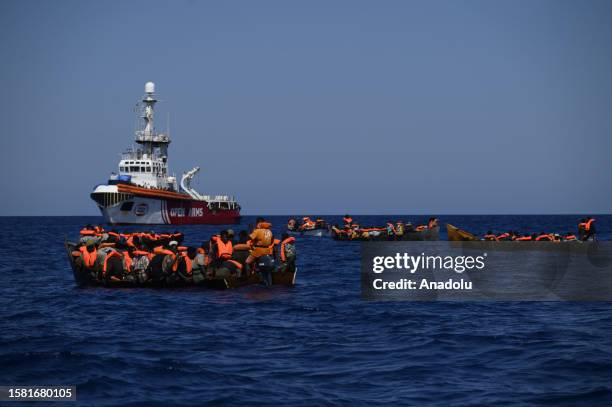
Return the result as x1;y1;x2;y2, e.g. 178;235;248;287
578;217;597;241
246;217;274;272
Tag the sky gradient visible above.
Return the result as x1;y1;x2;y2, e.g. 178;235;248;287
1;0;611;215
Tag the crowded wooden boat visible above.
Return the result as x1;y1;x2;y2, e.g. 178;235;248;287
66;219;297;289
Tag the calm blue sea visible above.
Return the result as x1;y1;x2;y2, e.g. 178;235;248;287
1;215;611;406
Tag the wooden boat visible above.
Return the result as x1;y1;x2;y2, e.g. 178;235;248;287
66;241;297;289
446;224;479;241
444;224;602;256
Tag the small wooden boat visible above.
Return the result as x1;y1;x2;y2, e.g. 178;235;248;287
66;241;297;289
446;224;479;241
444;224;602;256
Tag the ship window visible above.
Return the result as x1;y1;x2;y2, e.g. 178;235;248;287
130;166;138;172
146;166;151;172
119;167;124;172
141;166;145;172
120;201;134;211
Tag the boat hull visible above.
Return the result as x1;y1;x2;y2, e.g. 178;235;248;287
66;242;296;289
94;194;240;225
287;228;330;237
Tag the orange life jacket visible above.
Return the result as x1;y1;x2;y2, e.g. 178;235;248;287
80;229;96;236
174;253;192;274
415;225;427;232
79;246;98;268
280;236;296;262
515;236;532;241
535;234;553;241
214;237;233;260
102;250;123;275
483;234;498;241
343;217;352;224
497;233;510;240
428;219;438;229
584;218;595;231
564;234;577;241
94;226;104;233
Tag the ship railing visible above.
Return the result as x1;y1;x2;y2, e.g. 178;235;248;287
201;195;236;202
135;132;170;143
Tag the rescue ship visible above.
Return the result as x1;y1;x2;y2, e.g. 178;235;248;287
91;82;241;225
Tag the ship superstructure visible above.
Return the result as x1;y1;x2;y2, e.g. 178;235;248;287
91;82;241;225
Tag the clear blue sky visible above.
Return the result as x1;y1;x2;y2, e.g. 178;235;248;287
1;0;611;215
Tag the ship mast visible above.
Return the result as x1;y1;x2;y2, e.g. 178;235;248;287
135;82;170;165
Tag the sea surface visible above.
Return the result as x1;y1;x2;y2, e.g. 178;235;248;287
1;215;611;406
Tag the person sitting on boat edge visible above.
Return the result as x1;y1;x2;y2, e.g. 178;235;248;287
277;233;296;273
77;238;98;272
231;231;251;277
246;217;275;272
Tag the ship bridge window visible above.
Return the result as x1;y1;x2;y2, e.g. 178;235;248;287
140;166;145;172
146;166;151;172
130;166;139;172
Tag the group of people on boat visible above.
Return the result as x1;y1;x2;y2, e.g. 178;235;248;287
72;219;297;286
287;217;327;232
481;217;597;242
331;216;439;241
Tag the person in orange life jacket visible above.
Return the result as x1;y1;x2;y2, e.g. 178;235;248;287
535;232;553;241
514;234;532;241
483;231;498;241
343;215;353;225
497;232;511;241
211;230;234;268
300;217;315;231
579;217;596;241
277;233;297;273
105;229;121;244
78;239;99;271
173;247;196;282
101;248;125;282
147;241;179;282
246;218;275;271
231;231;251;277
564;232;577;241
427;217;439;229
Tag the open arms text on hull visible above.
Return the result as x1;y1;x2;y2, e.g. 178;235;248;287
91;82;241;225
